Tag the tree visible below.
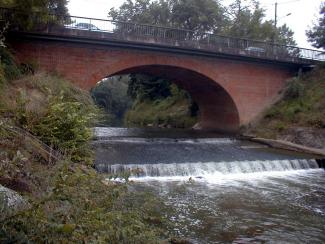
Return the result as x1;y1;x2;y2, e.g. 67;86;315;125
8;0;70;30
109;0;171;25
91;76;132;125
307;2;325;49
109;0;295;45
127;74;171;101
224;0;295;45
170;0;225;33
276;24;296;46
9;0;69;15
109;0;225;33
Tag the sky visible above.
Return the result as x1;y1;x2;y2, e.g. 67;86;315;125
68;0;324;49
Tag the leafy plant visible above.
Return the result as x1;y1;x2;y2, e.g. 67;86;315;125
0;162;170;243
285;77;305;99
33;97;96;165
0;47;21;81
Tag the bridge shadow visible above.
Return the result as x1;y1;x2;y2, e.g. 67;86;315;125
103;65;240;132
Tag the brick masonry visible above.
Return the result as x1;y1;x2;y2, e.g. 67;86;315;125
11;39;295;132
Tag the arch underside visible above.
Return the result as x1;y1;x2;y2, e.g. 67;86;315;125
10;39;294;133
111;65;240;132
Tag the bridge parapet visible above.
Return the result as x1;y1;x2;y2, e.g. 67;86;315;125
1;7;324;64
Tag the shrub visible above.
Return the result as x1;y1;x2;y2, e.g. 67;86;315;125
285;77;305;99
306;114;325;128
0;63;5;86
274;121;286;131
0;162;170;243
0;47;21;81
265;107;280;119
33;97;96;165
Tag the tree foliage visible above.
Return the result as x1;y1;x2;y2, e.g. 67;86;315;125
127;74;172;101
307;2;325;49
109;0;226;33
109;0;296;44
0;0;69;30
4;0;69;15
91;76;132;126
224;0;295;45
171;0;225;33
124;74;198;128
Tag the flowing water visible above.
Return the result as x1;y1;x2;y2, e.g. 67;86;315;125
93;127;325;243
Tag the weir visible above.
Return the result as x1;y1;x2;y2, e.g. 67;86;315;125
94;127;321;180
93;127;325;242
97;159;319;178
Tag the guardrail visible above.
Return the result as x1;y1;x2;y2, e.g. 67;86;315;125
1;7;324;63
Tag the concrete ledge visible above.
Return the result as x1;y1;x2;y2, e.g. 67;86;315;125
249;137;325;157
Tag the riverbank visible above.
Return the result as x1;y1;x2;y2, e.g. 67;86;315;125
244;65;325;153
125;84;198;128
92;126;325;243
0;48;172;242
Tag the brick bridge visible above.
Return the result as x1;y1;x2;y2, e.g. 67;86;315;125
3;9;324;131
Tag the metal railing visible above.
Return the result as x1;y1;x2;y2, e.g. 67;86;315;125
1;7;324;63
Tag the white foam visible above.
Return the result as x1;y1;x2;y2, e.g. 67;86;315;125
103;159;318;177
125;168;323;185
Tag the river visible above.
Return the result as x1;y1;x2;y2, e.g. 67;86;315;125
93;127;325;243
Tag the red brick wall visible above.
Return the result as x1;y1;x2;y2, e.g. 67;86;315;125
11;39;294;131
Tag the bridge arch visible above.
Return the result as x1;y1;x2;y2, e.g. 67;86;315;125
11;39;294;132
94;64;240;132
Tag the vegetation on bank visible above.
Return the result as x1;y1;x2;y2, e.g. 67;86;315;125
91;74;198;128
91;76;132;126
125;83;197;128
249;65;325;140
0;47;172;242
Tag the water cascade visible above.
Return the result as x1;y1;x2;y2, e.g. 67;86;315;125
93;127;325;243
97;159;319;178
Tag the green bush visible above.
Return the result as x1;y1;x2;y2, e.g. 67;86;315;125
0;63;5;86
265;107;280;119
125;83;197;128
0;163;170;243
0;47;21;81
274;121;286;131
285;77;305;99
33;98;96;165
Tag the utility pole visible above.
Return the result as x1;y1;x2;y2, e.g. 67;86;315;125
274;1;278;29
273;1;278;44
